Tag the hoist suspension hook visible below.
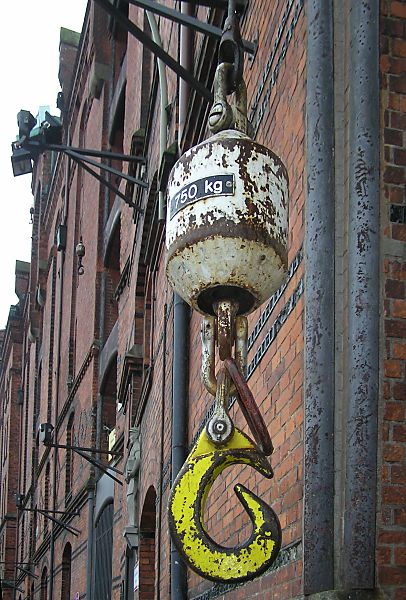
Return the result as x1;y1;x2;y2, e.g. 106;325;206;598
169;362;280;582
168;425;281;583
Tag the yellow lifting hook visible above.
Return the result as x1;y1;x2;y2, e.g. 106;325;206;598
168;304;282;583
168;423;281;582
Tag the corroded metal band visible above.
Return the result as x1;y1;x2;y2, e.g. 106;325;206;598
224;357;273;455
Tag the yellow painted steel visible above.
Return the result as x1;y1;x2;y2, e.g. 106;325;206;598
168;427;281;582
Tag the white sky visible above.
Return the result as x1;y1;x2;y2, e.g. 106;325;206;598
0;0;87;328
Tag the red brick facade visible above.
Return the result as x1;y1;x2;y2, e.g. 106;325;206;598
378;0;406;596
0;1;404;599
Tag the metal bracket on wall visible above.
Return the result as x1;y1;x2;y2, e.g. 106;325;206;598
180;0;248;9
17;507;81;537
21;140;147;212
124;0;255;55
44;441;124;486
0;563;38;580
93;0;213;102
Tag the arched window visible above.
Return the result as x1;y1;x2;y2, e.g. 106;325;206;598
44;463;50;536
103;218;120;340
61;542;72;600
65;413;74;501
40;566;48;600
139;487;156;600
100;358;117;449
94;501;114;600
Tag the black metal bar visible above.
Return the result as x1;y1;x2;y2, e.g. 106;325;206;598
18;506;80;536
66;149;148;188
70;155;140;211
17;566;38;580
0;581;24;592
180;0;247;10
92;0;213;102
47;442;122;456
22;139;145;211
0;562;37;566
21;507;79;517
36;510;80;537
25;140;146;163
125;0;255;54
75;449;123;485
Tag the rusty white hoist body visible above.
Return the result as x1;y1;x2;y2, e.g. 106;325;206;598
165;0;288;584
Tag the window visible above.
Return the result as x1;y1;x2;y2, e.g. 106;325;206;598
65;413;74;501
94;502;114;600
139;487;156;600
44;463;50;536
61;543;72;600
100;359;117;447
40;567;48;600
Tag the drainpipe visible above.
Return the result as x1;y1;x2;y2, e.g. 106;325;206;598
143;7;189;598
304;0;335;594
156;302;167;600
170;294;189;599
343;0;379;588
170;6;193;599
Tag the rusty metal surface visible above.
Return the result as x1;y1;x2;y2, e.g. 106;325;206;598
201;312;248;398
165;129;288;316
201;316;217;396
208;64;252;136
235;315;247;373
343;0;379;588
216;300;238;360
224;357;273;456
304;0;335;593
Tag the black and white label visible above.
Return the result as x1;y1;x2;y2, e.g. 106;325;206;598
169;174;235;219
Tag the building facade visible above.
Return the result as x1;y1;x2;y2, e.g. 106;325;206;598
0;1;405;599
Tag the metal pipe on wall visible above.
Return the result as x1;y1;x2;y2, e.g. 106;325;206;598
170;5;193;599
304;0;335;594
343;0;379;588
142;7;189;598
171;294;189;600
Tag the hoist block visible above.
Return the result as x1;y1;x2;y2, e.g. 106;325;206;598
165;129;289;316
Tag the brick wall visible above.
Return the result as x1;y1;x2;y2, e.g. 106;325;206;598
378;0;406;596
3;0;404;598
